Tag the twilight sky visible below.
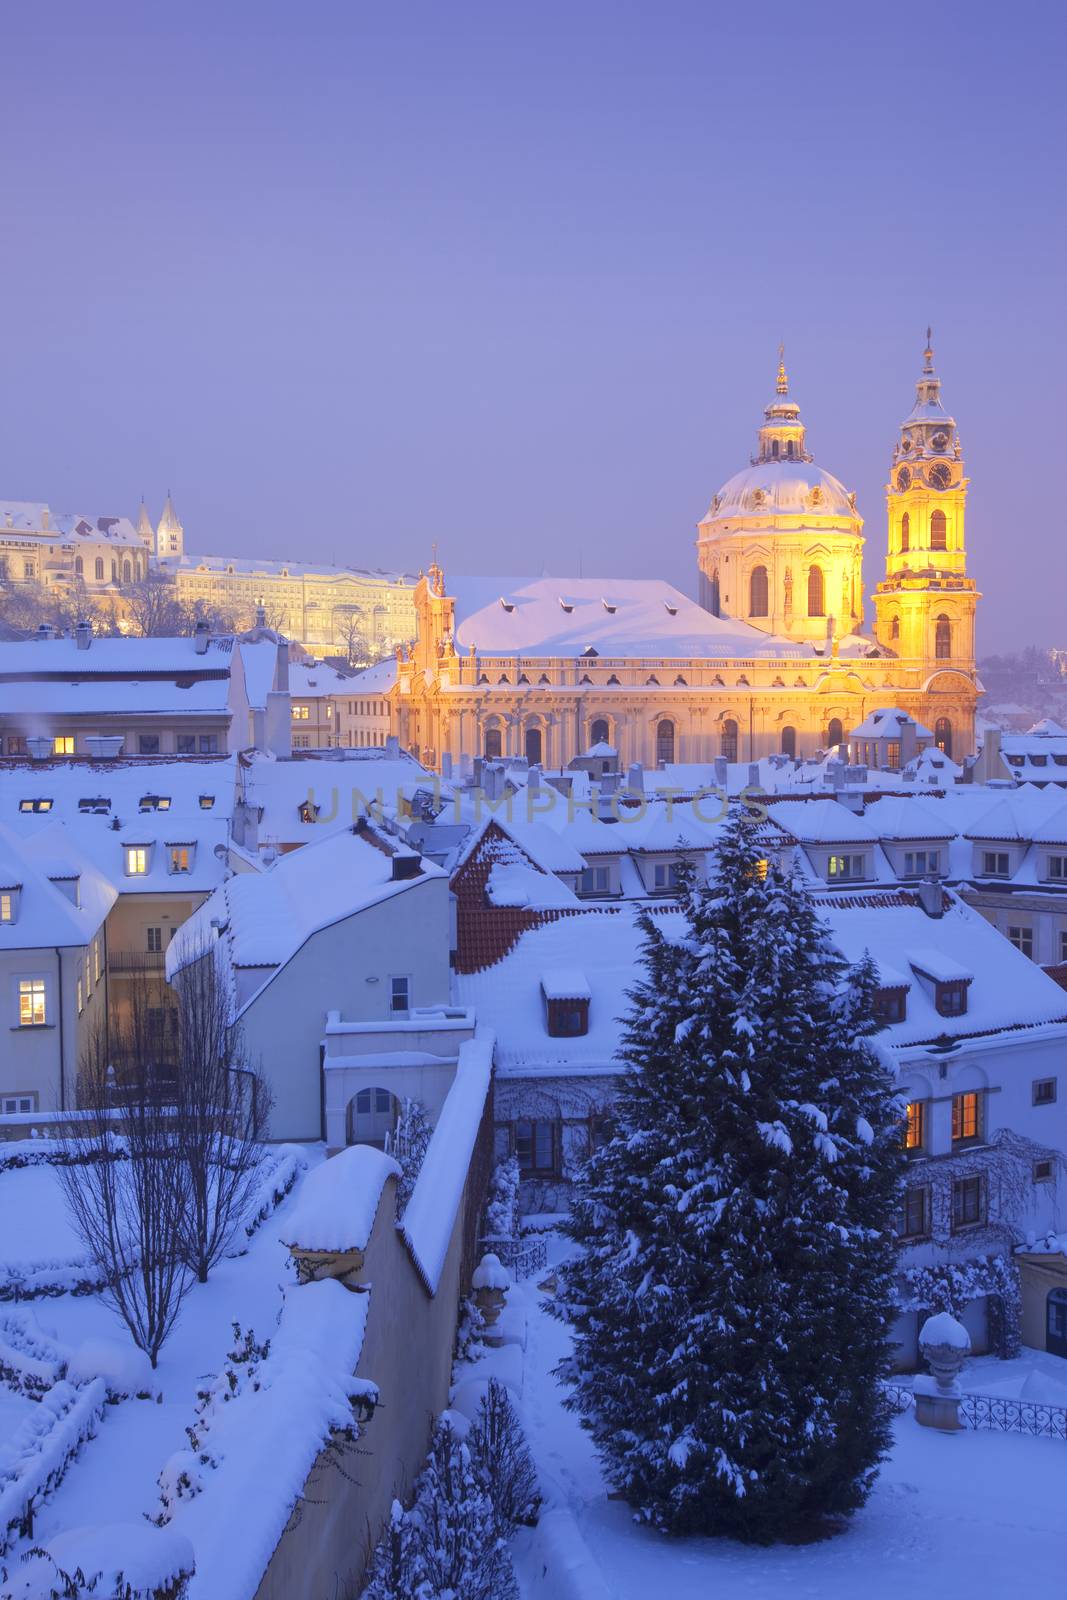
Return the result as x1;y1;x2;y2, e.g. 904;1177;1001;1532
1;2;1063;654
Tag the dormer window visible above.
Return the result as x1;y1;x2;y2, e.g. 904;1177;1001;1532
1048;855;1067;880
601;599;617;613
78;798;111;815
19;798;53;814
827;853;866;881
498;597;515;612
582;646;599;658
936;981;968;1017
168;844;193;874
198;795;215;809
982;851;1010;877
874;987;908;1025
0;889;17;923
653;861;683;891
559;598;574;614
298;801;320;824
124;845;149;876
542;971;590;1037
663;602;678;616
139;795;171;811
903;850;940;876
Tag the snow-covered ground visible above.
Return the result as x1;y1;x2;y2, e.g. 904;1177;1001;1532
0;1143;321;1571
511;1234;1067;1600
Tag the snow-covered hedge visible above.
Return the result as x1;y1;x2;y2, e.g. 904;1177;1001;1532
0;1313;70;1398
0;1379;108;1556
0;1256;112;1304
0;1139;127;1177
5;1523;194;1599
239;1147;307;1246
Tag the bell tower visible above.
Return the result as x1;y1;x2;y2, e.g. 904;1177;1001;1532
873;332;980;756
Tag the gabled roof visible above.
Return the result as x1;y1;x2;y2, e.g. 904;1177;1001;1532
766;798;877;844
0;821;116;950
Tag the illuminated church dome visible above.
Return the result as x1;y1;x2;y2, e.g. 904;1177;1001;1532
696;351;865;644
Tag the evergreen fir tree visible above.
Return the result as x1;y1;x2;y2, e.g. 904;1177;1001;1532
553;806;904;1542
410;1419;518;1600
392;1097;433;1218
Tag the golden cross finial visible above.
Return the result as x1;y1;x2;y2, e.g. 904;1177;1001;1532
923;326;935;374
776;343;788;396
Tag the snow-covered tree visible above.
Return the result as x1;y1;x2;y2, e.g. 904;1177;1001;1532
390;1097;433;1218
468;1378;541;1533
553;807;904;1543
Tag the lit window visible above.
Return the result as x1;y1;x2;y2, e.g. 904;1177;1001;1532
52;736;75;755
828;854;865;880
292;705;310;720
19;798;53;814
18;978;47;1027
125;846;148;876
1008;926;1034;959
390;976;410;1014
951;1091;982;1145
139;795;171;811
0;893;12;923
169;846;191;874
199;795;215;809
903;1101;925;1152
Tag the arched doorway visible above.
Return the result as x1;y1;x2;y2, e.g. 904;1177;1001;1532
484;725;502;759
934;717;953;758
590;717;610;748
524;725;542;765
1048;1288;1067;1357
346;1087;398;1149
721;718;738;763
655;719;675;765
781;726;797;758
826;717;844;749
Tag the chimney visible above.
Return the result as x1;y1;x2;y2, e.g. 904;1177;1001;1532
193;619;210;655
626;762;644;795
916;877;944;918
85;734;124;759
441;751;453;780
27;736;53;760
35;622;56;641
747;762;760;788
830;762;845;792
713;755;728;788
74;618;92;651
900;716;919;766
385;734;400;759
527;763;541;794
391;850;422;881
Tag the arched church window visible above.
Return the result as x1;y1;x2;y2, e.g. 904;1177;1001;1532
707;569;721;617
484;726;502;759
655;719;675;766
934;718;952;758
110;561;117;582
935;615;952;659
590;718;610;747
749;565;769;617
890;616;900;640
524;726;542;765
786;440;795;459
930;510;947;551
771;440;780;459
900;512;910;552
721;719;738;763
781;726;797;758
826;717;843;749
807;565;825;617
122;560;131;584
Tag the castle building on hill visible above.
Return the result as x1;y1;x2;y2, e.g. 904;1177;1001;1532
386;338;980;770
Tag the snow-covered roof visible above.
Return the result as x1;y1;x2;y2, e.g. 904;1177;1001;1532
766;798;877;844
0;501;142;546
281;1144;399;1254
173;552;416;583
541;968;591;1001
167;824;444;1006
0;634;240;719
288;659;355;699
0;821;116;950
486;861;581;909
448;576;803;659
0;758;235;896
338;656;398;694
0;634;236;676
862;797;957;842
235;749;444;850
849;707;933;741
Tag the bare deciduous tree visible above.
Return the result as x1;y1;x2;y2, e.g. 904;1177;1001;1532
122;570;187;637
59;979;193;1368
171;943;273;1283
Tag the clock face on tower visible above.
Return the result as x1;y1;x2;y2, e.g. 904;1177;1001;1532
896;466;912;491
929;463;952;490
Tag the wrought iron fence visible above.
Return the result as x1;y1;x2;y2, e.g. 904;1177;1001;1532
882;1380;1067;1439
957;1392;1067;1440
479;1234;548;1281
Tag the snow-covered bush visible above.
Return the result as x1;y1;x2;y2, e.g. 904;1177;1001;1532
390;1098;433;1218
2;1523;194;1598
467;1378;541;1533
66;1337;155;1401
361;1417;518;1599
240;1147;306;1244
482;1155;520;1241
454;1296;487;1363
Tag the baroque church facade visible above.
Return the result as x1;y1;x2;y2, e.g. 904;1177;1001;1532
389;338;979;771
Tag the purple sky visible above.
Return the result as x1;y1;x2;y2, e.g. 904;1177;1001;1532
1;3;1063;654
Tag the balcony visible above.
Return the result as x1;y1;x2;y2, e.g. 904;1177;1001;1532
108;951;166;973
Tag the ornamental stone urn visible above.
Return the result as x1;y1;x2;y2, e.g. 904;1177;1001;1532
914;1311;971;1431
472;1252;511;1345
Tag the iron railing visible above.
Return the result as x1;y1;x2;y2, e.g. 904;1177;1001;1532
883;1380;1067;1440
479;1234;548;1281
